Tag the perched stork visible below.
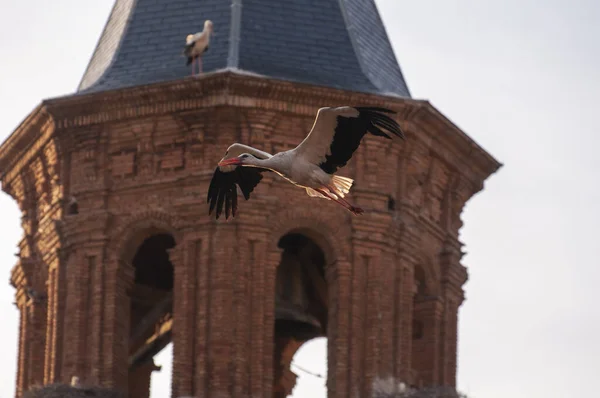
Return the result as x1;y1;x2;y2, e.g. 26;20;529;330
183;20;213;76
207;107;405;219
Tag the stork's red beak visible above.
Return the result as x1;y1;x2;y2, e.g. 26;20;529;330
218;157;242;167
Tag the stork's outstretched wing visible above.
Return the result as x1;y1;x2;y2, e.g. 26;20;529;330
294;106;405;174
207;166;270;220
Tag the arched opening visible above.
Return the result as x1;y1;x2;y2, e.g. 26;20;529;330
273;233;329;398
127;233;176;398
414;266;427;297
387;195;396;211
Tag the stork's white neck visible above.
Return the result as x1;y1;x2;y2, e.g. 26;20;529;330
244;153;290;175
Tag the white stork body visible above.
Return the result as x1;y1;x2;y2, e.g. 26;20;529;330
207;107;405;219
184;20;213;76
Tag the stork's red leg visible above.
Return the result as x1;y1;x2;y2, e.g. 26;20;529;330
316;188;364;215
337;195;364;215
198;57;203;74
325;186;365;215
191;58;195;76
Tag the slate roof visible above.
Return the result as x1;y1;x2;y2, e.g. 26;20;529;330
78;0;411;98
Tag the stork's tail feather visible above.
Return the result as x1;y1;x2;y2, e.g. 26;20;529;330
331;175;354;197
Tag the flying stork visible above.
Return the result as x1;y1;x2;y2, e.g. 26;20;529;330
183;20;213;76
207;106;405;220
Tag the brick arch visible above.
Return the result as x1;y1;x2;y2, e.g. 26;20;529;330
100;211;183;392
110;210;184;266
267;207;349;266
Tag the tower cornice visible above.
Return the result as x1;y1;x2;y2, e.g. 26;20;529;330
0;71;501;191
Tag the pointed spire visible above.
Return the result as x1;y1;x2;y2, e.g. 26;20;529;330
78;0;410;97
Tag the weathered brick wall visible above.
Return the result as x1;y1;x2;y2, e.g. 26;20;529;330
0;72;500;398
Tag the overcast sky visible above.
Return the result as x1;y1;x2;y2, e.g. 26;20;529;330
0;1;598;397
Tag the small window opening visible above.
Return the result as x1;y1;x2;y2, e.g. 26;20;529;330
387;196;396;211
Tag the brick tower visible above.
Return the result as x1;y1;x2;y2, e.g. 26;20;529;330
0;1;501;397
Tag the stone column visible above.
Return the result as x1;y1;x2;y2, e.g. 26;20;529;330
327;257;351;398
27;297;47;388
170;234;196;397
205;223;237;397
102;256;134;392
438;242;466;387
230;230;261;398
396;259;415;384
23;260;48;391
208;216;271;398
189;231;212;398
412;296;444;386
439;298;460;387
61;244;105;385
376;247;397;378
44;253;65;384
395;222;420;385
12;257;48;396
263;241;281;398
61;250;81;380
88;248;107;385
347;213;392;398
